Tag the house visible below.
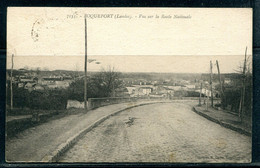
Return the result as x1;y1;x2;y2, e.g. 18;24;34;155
42;76;64;82
41;75;72;89
45;81;70;89
19;76;34;83
137;87;153;95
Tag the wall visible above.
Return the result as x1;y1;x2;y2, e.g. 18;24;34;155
67;100;84;109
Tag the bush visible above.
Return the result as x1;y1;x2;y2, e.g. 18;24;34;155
6;84;68;110
186;91;200;97
28;89;68;110
173;90;188;97
221;76;252;116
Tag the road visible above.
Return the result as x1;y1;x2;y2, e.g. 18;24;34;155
59;102;251;163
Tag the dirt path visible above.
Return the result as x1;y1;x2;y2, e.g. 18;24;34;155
59;103;251;163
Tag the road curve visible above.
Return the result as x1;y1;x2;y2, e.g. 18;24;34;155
59;102;251;163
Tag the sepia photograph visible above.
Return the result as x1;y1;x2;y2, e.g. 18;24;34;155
6;7;252;163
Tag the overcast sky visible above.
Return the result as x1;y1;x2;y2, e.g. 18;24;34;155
7;8;252;73
7;55;251;74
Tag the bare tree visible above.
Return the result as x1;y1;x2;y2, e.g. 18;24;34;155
237;48;252;122
68;65;123;100
98;66;122;97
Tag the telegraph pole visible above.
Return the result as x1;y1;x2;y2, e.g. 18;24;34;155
84;16;88;110
10;54;14;110
210;61;213;107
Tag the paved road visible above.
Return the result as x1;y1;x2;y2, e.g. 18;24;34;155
59;102;251;163
6;100;165;162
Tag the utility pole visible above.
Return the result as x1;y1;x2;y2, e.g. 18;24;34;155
199;82;202;106
10;54;14;110
216;60;225;109
239;47;247;121
210;61;213;107
84;17;88;110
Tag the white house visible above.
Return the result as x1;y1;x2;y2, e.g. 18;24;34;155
139;87;153;95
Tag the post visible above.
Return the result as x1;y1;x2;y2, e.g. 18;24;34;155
216;60;225;109
206;92;209;111
199;82;202;106
10;54;14;110
84;17;88;110
210;61;213;107
203;87;206;105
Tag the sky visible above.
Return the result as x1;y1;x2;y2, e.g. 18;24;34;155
7;55;251;73
6;8;252;73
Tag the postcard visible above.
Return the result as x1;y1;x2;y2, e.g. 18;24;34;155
6;7;252;163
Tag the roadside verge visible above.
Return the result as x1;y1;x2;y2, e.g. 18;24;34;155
193;106;251;137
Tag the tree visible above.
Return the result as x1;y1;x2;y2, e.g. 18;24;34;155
68;78;85;101
223;52;252;122
237;49;252;122
68;66;123;101
94;66;122;97
13;87;30;109
6;83;30;109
